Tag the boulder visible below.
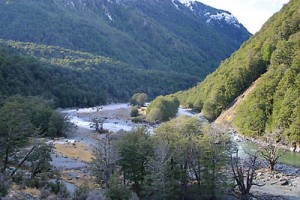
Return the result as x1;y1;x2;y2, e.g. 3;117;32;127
280;179;289;186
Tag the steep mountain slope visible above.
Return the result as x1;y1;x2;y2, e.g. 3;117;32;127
176;0;300;141
181;0;250;45
0;39;198;107
0;0;250;78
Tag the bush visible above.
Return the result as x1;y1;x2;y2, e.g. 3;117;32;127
106;174;131;200
47;179;70;198
11;171;24;184
0;172;10;197
26;177;42;189
40;187;51;199
130;106;139;117
74;184;90;200
130;93;148;106
131;116;143;123
146;95;179;122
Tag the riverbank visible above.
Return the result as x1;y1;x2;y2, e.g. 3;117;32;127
61;104;299;199
229;128;300;167
12;103;296;200
220;127;300;199
249;162;300;199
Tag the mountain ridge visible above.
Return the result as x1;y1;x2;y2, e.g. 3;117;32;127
0;0;251;76
175;0;300;141
0;0;251;107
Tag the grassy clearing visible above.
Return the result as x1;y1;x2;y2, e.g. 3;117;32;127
61;170;99;189
54;142;94;162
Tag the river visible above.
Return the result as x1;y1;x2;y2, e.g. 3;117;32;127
234;136;300;167
63;103;300;168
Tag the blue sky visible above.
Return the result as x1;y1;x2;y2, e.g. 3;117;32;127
181;0;289;33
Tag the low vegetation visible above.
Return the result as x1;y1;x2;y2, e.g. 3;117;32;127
91;117;233;199
130;93;148;107
0;95;71;199
146;95;179;122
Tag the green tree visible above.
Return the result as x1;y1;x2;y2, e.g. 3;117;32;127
0;100;33;172
4;96;70;137
144;138;181;200
48;111;69;137
130;93;148;107
146;95;179;122
199;125;232;198
106;173;132;200
116;128;154;196
6;96;54;135
27;143;52;177
152;116;231;199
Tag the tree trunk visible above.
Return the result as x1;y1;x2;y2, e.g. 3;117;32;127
11;146;35;176
269;161;275;171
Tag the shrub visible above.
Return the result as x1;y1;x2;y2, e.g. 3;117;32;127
131;116;143;123
0;172;11;197
130;106;139;117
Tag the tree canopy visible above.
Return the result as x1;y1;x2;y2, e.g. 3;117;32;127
175;0;300;142
146;96;179;122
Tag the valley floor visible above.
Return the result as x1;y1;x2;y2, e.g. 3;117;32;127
60;104;300;199
7;104;299;199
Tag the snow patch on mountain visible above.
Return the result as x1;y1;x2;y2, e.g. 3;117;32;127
105;10;113;21
172;0;179;9
59;0;76;9
209;12;239;24
179;0;241;28
181;0;194;11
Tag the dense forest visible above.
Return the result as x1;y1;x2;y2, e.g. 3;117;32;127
0;0;250;77
1;0;299;199
0;41;198;107
175;0;300;142
91;117;233;200
0;0;251;107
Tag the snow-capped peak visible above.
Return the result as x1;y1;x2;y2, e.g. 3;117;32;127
179;0;195;11
208;12;240;28
172;0;180;9
179;0;241;28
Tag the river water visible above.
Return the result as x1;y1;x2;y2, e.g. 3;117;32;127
233;134;300;167
63;103;300;168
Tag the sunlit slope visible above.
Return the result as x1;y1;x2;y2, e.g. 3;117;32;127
176;0;300;140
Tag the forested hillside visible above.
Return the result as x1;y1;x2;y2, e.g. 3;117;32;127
176;0;300;141
0;0;250;77
0;0;250;94
0;40;198;107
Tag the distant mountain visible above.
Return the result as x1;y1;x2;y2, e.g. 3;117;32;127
0;39;198;107
0;0;250;77
181;0;250;44
0;0;251;107
176;0;300;141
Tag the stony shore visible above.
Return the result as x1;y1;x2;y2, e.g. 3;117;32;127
5;104;299;199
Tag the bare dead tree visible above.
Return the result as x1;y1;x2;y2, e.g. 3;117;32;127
10;146;36;177
96;106;103;111
10;142;53;177
259;132;286;171
230;150;263;198
90;133;119;187
91;117;107;133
